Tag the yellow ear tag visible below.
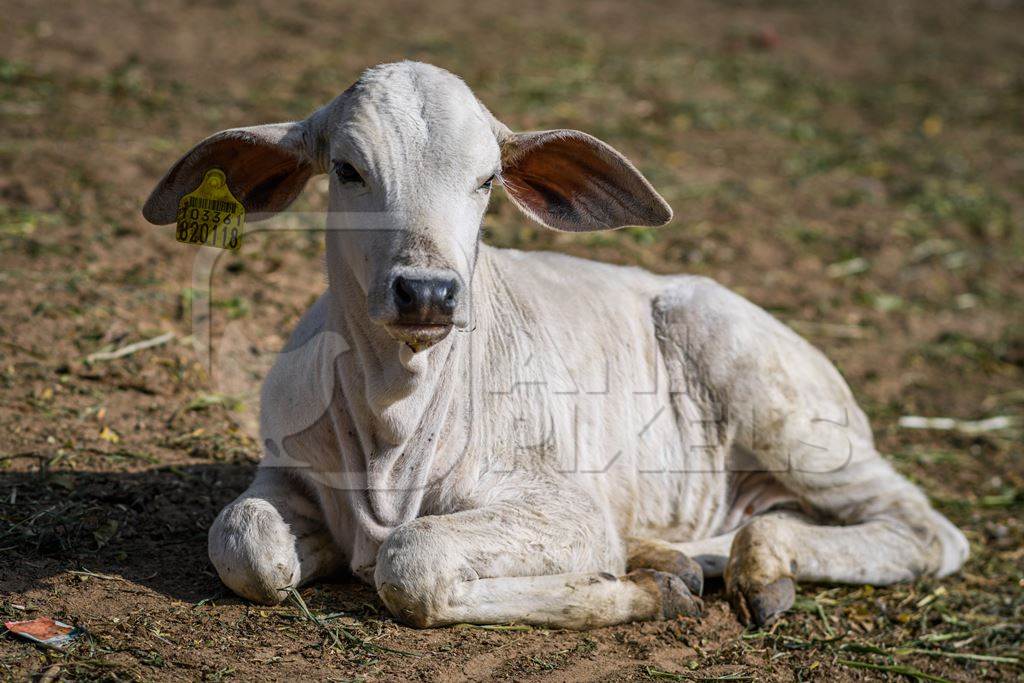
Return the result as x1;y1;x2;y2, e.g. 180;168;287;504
175;169;245;250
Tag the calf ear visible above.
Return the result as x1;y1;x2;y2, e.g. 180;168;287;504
499;130;672;232
142;121;318;225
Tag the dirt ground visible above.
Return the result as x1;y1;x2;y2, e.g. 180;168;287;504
1;0;1022;680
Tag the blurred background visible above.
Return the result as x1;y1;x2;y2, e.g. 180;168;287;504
1;1;1021;680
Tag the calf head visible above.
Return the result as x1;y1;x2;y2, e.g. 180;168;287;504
144;62;672;351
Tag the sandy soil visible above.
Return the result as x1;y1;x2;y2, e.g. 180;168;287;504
1;0;1022;680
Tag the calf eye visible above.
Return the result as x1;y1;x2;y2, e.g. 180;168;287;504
334;161;364;185
479;174;496;192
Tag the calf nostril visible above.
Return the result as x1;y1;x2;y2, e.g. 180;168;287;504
393;276;415;308
439;280;458;313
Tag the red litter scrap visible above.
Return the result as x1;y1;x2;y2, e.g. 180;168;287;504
5;617;83;649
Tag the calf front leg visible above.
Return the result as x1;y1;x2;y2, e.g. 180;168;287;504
374;481;702;629
208;467;342;604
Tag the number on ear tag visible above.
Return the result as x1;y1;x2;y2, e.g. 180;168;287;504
175;169;245;250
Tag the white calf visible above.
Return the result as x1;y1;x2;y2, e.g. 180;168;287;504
144;62;967;628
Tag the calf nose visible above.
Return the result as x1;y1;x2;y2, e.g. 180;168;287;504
392;275;458;324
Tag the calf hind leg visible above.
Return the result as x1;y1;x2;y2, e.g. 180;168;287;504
725;506;969;626
208;467;342;604
653;278;968;627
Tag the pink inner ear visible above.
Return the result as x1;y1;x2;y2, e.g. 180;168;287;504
503;137;617;229
143;126;314;225
170;139;311;218
500;131;672;232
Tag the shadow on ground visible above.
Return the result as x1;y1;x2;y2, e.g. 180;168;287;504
1;463;285;603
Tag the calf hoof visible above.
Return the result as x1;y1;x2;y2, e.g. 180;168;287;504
628;542;704;597
671;555;705;598
729;577;795;627
625;569;703;620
